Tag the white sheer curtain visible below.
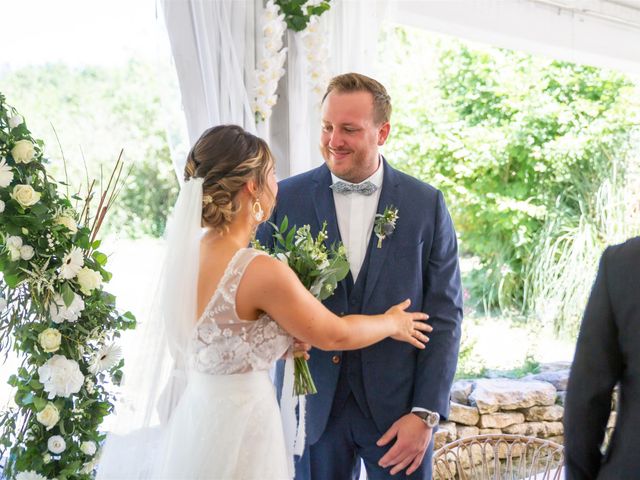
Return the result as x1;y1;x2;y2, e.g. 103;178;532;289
160;0;389;178
160;0;258;174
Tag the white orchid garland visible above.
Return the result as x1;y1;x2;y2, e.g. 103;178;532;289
252;0;288;122
0;93;136;478
300;15;330;100
252;0;332;122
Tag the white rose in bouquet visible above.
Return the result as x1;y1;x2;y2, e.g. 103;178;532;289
38;328;62;353
11;139;36;164
77;267;102;295
0;199;5;213
0;158;14;188
11;184;41;208
38;354;84;399
80;440;97;455
9;114;24;128
50;292;85;323
47;435;66;454
36;402;60;430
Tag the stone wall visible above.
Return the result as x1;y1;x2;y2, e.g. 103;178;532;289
434;369;617;450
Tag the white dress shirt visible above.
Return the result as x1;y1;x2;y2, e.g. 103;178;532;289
331;159;384;282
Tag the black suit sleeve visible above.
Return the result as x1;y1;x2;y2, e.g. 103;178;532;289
564;248;623;480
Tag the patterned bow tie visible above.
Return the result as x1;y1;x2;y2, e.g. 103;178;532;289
330;180;378;196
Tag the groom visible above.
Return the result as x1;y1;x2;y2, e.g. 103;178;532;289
258;73;463;479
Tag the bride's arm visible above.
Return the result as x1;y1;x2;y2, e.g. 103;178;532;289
240;255;431;351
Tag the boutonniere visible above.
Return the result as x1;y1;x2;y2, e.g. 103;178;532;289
374;205;399;248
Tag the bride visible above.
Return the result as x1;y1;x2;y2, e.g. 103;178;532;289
96;125;431;480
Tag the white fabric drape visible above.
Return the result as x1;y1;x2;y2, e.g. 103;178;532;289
160;0;257;174
161;0;389;180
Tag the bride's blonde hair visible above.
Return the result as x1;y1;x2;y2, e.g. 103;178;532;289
184;125;275;231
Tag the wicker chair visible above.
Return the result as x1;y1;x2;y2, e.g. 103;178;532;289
432;434;564;480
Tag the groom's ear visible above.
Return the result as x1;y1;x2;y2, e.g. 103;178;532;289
377;122;391;146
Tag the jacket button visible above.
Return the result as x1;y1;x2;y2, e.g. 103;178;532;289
331;355;341;364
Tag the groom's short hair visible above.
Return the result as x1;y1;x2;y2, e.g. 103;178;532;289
322;73;392;125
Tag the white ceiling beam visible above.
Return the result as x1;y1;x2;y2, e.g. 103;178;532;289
389;0;640;75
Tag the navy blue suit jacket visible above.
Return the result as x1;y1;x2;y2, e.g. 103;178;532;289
257;160;463;445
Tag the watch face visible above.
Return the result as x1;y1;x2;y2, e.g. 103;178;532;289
427;412;440;427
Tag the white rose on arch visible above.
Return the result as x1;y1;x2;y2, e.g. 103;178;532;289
6;236;24;261
10;184;42;208
47;435;66;454
55;214;78;235
76;267;102;295
36;402;60;431
38;354;84;399
11;139;36;164
20;244;35;261
80;440;97;456
38;328;62;353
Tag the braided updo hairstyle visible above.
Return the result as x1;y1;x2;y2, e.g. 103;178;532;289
184;125;274;231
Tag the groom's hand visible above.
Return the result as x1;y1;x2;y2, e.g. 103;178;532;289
376;413;432;475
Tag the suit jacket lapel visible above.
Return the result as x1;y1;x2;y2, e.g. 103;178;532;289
362;160;399;307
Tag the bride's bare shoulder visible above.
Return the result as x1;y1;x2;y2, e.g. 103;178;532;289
244;251;297;284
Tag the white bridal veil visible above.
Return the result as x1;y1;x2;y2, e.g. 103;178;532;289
96;177;204;478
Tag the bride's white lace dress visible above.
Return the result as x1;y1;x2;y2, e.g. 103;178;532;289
98;248;292;480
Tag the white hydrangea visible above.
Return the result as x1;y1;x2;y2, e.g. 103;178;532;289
49;292;85;323
16;471;48;480
38;355;84;399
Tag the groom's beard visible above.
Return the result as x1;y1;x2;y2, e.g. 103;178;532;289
320;145;375;183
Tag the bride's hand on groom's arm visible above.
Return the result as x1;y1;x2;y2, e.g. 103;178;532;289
386;299;432;349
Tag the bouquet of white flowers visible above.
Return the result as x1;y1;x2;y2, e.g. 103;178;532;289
258;217;349;395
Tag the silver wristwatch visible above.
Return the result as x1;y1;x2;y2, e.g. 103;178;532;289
412;409;440;428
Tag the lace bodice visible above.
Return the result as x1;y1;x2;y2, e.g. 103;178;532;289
189;248;292;375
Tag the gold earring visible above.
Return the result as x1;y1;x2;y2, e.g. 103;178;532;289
252;199;264;222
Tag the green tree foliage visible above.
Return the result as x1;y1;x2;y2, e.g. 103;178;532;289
379;26;640;330
0;60;181;239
